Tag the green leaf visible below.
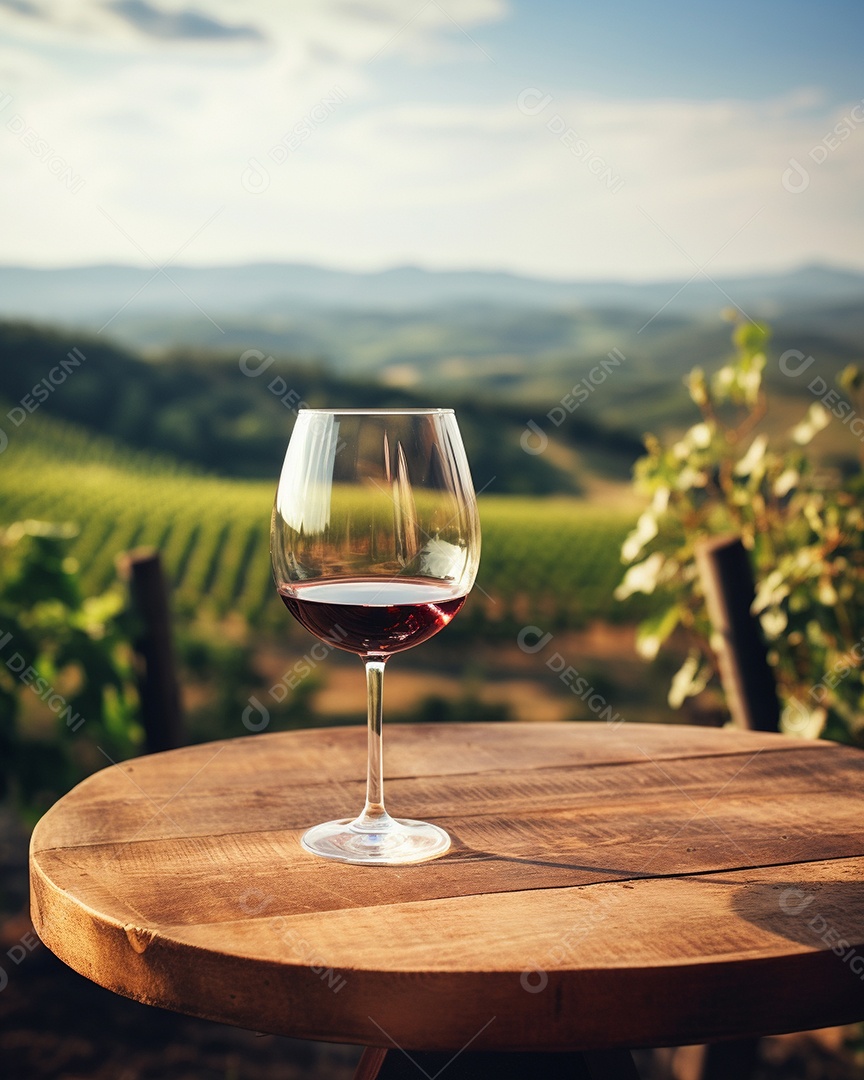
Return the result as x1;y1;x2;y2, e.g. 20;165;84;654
668;652;712;709
636;605;681;660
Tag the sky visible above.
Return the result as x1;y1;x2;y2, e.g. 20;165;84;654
0;0;863;280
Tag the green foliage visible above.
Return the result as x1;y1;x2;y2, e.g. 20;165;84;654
0;521;142;815
0;320;624;493
175;622;321;743
617;316;864;742
476;498;650;630
0;408;644;632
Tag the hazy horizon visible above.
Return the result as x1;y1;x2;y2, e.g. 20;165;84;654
2;258;863;285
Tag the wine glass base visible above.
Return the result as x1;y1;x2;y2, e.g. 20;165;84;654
301;817;451;865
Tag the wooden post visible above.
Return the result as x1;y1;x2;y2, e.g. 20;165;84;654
118;548;183;753
695;536;780;732
693;542;775;1080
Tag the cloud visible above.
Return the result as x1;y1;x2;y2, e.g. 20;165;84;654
0;0;42;17
0;1;861;278
0;0;504;59
224;89;864;278
107;0;265;42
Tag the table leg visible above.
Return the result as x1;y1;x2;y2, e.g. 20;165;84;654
582;1049;642;1079
699;1038;761;1079
353;1047;641;1079
354;1047;389;1080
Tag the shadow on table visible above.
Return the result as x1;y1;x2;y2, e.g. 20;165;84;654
729;879;864;952
455;847;638;876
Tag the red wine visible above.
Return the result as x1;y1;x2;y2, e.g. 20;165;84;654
279;578;466;656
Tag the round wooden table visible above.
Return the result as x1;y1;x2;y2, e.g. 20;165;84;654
30;722;864;1059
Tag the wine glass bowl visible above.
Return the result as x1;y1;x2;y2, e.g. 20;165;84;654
271;409;480;864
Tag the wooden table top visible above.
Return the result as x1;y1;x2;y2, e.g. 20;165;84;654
30;722;864;1053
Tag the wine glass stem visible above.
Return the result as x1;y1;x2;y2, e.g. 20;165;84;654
357;657;392;831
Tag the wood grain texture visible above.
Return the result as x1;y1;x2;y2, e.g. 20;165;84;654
30;722;864;1051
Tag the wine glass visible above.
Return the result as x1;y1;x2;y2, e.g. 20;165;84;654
271;408;481;864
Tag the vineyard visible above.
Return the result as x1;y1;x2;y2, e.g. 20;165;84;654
0;411;644;629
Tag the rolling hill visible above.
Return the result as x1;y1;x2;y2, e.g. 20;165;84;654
0;320;643;494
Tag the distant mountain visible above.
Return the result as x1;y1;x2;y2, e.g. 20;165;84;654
2;263;861;456
0;261;862;326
